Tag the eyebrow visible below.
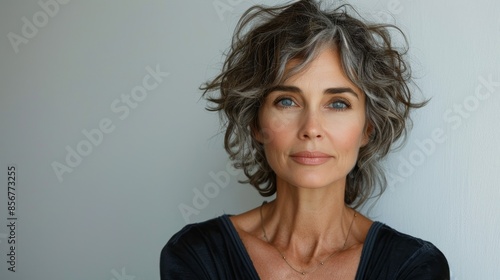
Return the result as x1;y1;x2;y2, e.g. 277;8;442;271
268;85;359;99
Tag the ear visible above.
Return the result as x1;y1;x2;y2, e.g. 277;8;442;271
361;121;373;147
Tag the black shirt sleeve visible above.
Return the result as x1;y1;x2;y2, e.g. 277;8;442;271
397;241;450;280
160;224;210;279
357;222;449;280
159;216;260;280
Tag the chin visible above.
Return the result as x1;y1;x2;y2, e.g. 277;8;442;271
279;173;347;190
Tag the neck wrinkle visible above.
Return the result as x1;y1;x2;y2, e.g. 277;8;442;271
261;179;353;262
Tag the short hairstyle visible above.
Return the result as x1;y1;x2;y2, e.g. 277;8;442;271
201;0;425;208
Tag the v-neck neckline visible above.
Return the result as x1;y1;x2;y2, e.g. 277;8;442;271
220;214;383;279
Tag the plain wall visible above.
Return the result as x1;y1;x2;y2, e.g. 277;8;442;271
0;0;499;279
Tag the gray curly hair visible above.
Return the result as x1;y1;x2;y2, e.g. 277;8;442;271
201;0;426;208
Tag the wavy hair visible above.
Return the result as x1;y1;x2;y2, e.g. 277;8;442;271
201;0;426;208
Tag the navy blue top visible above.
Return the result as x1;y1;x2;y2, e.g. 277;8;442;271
160;215;449;279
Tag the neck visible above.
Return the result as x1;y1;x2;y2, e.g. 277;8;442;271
261;178;355;261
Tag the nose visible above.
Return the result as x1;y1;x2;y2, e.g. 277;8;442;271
298;110;323;140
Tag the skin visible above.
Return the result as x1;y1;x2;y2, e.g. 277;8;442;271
230;46;374;279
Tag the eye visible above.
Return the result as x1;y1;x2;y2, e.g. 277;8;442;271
275;97;296;107
328;100;350;110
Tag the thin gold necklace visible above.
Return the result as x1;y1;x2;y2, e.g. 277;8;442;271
259;201;357;275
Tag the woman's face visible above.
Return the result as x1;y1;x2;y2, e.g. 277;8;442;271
255;47;370;191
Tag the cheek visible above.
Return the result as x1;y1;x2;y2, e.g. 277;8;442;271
260;125;290;157
328;118;367;152
257;111;295;144
257;115;296;168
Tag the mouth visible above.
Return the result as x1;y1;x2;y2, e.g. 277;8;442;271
289;151;332;165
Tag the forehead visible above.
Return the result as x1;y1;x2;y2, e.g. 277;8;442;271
281;47;363;97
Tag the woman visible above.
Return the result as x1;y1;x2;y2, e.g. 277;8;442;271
161;0;449;279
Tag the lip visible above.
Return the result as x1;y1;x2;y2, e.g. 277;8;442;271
290;151;332;165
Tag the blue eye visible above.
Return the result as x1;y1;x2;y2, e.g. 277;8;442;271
277;98;295;107
329;100;349;110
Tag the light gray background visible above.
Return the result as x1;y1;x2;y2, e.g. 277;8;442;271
1;0;499;279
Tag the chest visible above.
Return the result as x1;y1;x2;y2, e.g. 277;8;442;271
240;234;363;280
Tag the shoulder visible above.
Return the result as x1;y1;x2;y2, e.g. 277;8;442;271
164;216;227;251
160;216;229;279
358;222;450;279
160;215;260;280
